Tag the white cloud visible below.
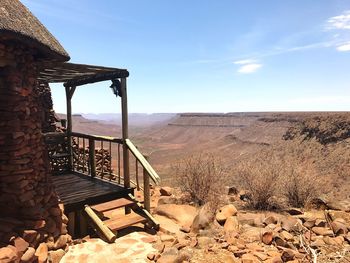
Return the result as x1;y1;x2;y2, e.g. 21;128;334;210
336;42;350;51
237;63;262;74
234;59;257;65
327;10;350;30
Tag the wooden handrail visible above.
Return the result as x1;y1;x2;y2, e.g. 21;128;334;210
71;132;123;144
125;139;160;185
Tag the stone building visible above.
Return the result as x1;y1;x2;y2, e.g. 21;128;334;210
0;0;72;262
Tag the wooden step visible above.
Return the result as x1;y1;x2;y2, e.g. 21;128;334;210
104;213;147;231
91;198;134;213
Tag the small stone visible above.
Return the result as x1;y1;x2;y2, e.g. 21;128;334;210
303;218;316;229
311;238;325;248
281;249;295;262
264;215;278;225
0;246;18;263
216;204;238;224
12;237;29;254
159;187;173;196
314;219;327;227
262;231;273;245
160;234;175;242
280;230;294;241
20;247;36;262
180;226;191;233
35;243;48;263
330;221;348;235
48;249;65;263
54;234;68;249
312;227;333;236
281;217;301;232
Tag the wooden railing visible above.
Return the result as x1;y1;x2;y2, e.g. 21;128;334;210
70;132;160;211
71;132;122;181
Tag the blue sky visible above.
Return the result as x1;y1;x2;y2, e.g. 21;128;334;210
23;0;350;113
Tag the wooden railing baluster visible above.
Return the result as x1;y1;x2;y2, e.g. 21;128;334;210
143;155;150;212
89;138;96;177
82;138;86;173
118;144;121;184
101;141;104;179
109;142;112;180
135;158;139;191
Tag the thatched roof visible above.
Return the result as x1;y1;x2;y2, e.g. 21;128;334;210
0;0;70;61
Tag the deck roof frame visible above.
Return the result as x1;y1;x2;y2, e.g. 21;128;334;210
39;61;131;190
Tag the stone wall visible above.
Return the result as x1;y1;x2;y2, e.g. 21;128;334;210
35;82;60;134
0;42;70;262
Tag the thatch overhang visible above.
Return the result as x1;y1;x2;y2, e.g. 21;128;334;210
0;0;70;62
38;62;129;87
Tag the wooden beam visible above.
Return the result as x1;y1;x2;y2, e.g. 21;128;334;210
68;86;76;99
121;78;130;189
84;205;116;243
63;71;129;87
125;139;160;184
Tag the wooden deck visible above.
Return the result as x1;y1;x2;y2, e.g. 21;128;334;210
52;172;133;213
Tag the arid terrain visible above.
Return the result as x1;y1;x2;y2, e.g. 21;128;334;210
62;112;350;200
47;112;350;262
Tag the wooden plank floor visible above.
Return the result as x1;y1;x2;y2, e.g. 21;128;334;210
52;173;132;213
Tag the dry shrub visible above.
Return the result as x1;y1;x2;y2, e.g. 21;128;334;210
172;153;226;207
233;149;283;210
234;140;330;209
280;140;329;207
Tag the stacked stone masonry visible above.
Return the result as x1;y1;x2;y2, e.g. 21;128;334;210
0;42;71;262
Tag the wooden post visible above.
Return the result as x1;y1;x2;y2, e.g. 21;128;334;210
143;155;151;212
79;210;88;237
67;212;75;238
89;138;96;177
120;78;131;214
65;86;76;172
120;78;130;189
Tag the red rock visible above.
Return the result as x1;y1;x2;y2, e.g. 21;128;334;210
48;249;65;263
12;237;29;255
35;243;48;263
216;204;238;224
262;231;273;245
159;187;173;196
21;247;36;263
0;246;18;263
312;227;333;236
264;215;278;225
330;221;348;235
49;207;62;217
54;234;68;249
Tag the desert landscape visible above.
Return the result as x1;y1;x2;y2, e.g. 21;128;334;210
2;1;350;262
49;111;350;262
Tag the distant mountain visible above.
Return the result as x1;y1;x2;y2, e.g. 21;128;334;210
82;113;177;127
